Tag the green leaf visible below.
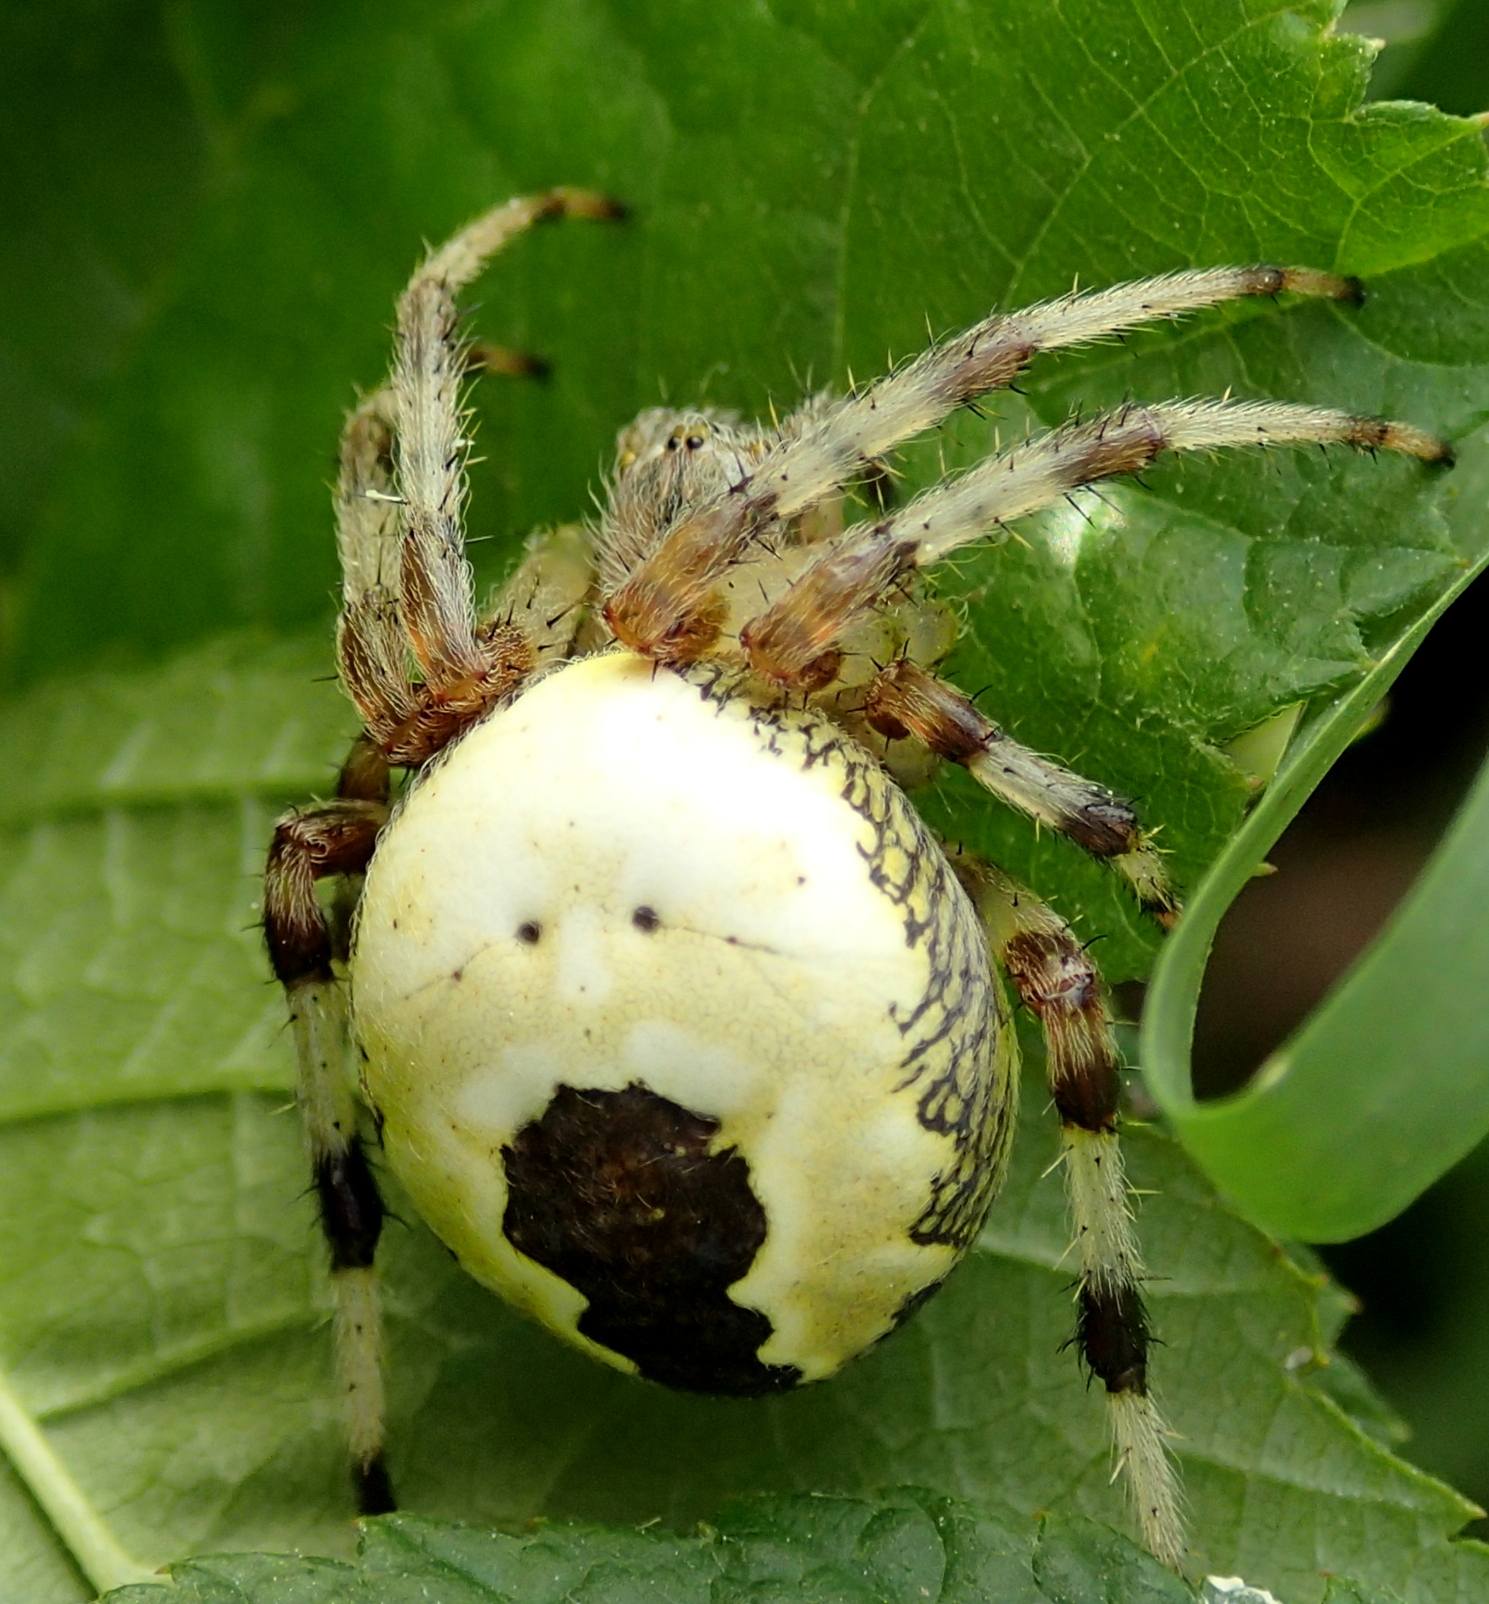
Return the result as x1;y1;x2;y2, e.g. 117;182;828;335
1145;660;1489;1240
100;1491;1195;1603
6;0;1489;1601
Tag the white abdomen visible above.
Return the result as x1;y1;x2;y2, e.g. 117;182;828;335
352;651;1011;1391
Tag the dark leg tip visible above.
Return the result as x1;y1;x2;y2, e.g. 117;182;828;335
466;341;552;382
1146;900;1182;932
356;1452;397;1516
1338;275;1367;308
551;187;630;224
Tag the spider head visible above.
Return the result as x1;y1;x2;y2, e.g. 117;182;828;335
601;407;768;661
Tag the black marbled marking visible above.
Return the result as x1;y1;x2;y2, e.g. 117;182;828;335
502;1082;801;1396
316;1138;384;1272
889;1276;948;1334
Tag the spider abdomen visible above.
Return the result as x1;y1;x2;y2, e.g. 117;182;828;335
351;651;1014;1389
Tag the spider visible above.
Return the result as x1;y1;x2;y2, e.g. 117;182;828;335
263;188;1451;1571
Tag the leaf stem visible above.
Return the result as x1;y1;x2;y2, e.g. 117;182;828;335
0;1371;153;1594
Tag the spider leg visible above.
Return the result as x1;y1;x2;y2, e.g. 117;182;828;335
603;264;1371;661
336;345;552;630
264;797;392;1513
478;521;598;673
949;848;1184;1570
393;189;622;682
740;396;1452;690
770;389;895;545
337;190;623;764
869;661;1177;924
333;387;411;746
336;388;400;616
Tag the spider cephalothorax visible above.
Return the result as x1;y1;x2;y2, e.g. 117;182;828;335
263;189;1451;1568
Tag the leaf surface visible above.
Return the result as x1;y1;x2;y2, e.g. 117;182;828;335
101;1492;1196;1603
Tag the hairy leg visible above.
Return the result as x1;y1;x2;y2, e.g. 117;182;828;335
480;521;597;670
950;849;1184;1569
337;190;623;762
336;346;553;636
393;189;622;684
264;799;392;1512
333;386;414;746
868;661;1177;924
741;396;1451;689
603;265;1372;661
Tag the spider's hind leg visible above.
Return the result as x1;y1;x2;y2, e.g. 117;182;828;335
949;848;1184;1570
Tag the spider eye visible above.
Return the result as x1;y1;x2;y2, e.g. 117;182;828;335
665;422;710;453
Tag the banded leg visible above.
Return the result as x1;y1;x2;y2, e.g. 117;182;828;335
334;386;415;748
336;347;553;629
264;800;392;1512
332;369;477;760
950;850;1183;1569
393;189;622;688
866;659;1177;925
742;397;1452;689
338;189;624;763
604;264;1370;659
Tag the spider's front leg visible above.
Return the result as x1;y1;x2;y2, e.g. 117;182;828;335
739;397;1452;694
264;797;391;1512
867;660;1177;924
603;265;1375;660
391;190;622;696
337;190;623;763
949;848;1184;1570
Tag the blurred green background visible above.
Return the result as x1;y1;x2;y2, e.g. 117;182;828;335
1191;0;1489;1530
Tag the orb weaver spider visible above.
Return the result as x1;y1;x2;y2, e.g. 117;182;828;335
263;189;1450;1569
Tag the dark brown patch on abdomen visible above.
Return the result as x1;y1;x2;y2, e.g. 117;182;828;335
501;1082;801;1395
